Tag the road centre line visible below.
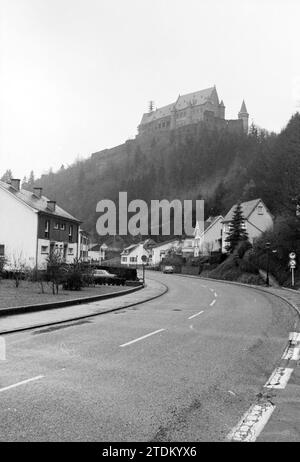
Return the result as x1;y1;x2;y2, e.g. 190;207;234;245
210;299;216;306
282;345;300;361
0;375;44;394
188;311;204;320
226;401;276;442
289;332;300;345
264;367;294;389
120;329;166;347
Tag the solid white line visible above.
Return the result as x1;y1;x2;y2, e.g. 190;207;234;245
210;299;216;306
120;329;165;347
264;367;294;389
227;401;275;442
0;375;44;394
282;345;300;361
188;310;204;320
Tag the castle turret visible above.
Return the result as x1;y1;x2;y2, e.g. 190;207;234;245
219;100;225;119
238;100;249;133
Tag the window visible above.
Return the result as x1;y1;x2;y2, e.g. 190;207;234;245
258;205;264;215
68;247;74;255
69;225;73;243
45;220;50;238
130;257;137;262
60;223;66;230
54;222;59;230
0;245;5;256
41;246;49;254
122;257;127;262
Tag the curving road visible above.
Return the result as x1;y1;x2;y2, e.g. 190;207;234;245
0;272;298;442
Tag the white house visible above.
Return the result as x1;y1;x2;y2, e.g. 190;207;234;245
121;239;154;266
221;198;273;253
148;239;180;266
0;179;81;269
193;216;223;256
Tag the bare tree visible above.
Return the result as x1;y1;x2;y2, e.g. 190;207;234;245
10;253;29;288
46;249;65;295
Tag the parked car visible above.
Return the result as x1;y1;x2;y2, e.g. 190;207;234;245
163;265;175;274
92;269;125;286
93;269;117;280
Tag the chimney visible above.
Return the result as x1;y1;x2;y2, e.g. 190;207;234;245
33;187;43;198
10;179;21;191
47;200;56;212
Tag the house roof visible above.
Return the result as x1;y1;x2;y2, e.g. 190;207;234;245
0;180;80;222
121;244;140;255
150;238;179;249
139;87;216;126
223;199;263;223
204;215;223;231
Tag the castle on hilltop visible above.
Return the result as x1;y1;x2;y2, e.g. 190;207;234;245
137;86;249;137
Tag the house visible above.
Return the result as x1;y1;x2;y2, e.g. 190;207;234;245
121;239;154;266
79;229;90;262
193;216;223;256
0;179;81;269
148;239;180;266
221;198;273;253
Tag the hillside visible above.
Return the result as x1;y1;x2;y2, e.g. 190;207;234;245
25;113;300;242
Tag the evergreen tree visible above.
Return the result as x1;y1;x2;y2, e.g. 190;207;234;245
1;169;13;183
28;170;35;185
225;203;249;253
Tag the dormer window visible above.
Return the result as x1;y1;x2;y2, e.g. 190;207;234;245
258;205;264;215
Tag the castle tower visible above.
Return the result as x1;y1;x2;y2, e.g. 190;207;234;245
170;105;176;130
219;100;225;119
238;100;249;133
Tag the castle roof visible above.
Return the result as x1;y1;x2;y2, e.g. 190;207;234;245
239;100;248;114
139;87;217;126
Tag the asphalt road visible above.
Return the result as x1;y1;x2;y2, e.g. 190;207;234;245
0;272;298;442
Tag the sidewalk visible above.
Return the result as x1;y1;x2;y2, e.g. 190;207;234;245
0;278;167;334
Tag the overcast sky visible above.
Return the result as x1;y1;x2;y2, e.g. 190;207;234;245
1;0;299;179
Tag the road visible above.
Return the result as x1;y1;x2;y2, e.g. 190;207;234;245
0;272;298;442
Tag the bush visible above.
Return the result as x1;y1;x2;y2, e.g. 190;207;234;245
63;271;83;291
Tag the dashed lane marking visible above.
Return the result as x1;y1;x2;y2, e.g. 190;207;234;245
264;367;294;389
210;299;216;307
289;332;300;345
0;375;44;394
188;311;204;320
226;401;276;442
120;329;166;347
282;345;300;361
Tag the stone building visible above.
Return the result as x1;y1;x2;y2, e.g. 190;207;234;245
137;86;248;137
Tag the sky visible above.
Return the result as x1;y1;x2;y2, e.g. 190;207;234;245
0;0;300;179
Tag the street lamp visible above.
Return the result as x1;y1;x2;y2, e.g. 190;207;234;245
265;242;271;286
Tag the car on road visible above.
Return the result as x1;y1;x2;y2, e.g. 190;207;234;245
163;265;175;274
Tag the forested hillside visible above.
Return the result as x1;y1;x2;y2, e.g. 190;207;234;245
19;113;300;241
